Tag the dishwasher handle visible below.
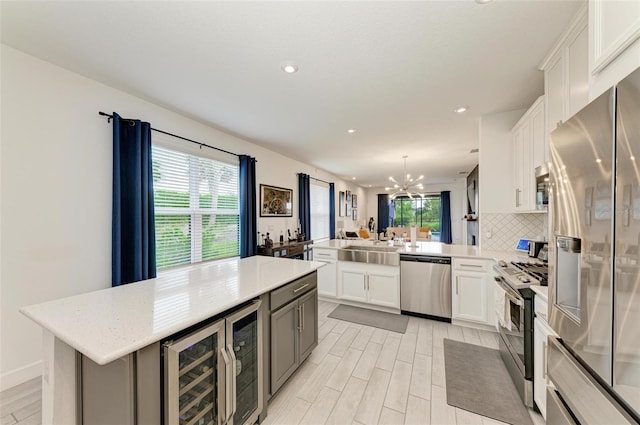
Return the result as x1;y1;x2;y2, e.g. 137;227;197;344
400;255;451;265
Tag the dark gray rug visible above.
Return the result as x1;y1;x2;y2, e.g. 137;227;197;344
328;304;408;333
443;339;533;425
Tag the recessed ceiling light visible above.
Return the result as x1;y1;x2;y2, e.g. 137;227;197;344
347;128;357;134
281;63;299;74
596;158;602;163
352;177;357;180
368;185;372;188
454;106;469;113
475;0;493;4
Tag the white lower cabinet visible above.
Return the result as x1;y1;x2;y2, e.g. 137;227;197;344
452;270;488;323
338;262;400;311
451;258;496;327
534;297;557;420
314;248;338;298
340;269;367;302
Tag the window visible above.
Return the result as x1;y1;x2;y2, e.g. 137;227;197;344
394;195;441;240
310;181;330;241
152;145;239;269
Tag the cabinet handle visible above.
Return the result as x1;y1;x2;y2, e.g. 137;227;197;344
557;120;563;128
459;264;483;268
302;304;305;330
297;305;302;332
293;283;309;294
456;280;459;295
220;347;232;421
227;344;238;416
515;189;521;207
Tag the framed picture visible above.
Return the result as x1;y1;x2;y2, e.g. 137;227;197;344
339;191;346;216
346;191;352;203
346;204;352;217
260;184;293;217
352;209;358;220
352;194;358;208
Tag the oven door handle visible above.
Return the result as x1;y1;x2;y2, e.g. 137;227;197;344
494;276;524;306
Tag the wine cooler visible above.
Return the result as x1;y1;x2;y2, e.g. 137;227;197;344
163;300;263;425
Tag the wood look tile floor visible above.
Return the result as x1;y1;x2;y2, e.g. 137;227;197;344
264;300;546;425
0;300;546;425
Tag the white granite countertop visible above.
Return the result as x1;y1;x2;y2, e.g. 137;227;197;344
313;239;524;262
530;284;549;302
21;256;324;365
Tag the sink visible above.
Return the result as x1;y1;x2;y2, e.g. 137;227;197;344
341;245;399;253
338;245;400;266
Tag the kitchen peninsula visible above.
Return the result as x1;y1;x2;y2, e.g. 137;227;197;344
20;256;324;425
314;239;523;329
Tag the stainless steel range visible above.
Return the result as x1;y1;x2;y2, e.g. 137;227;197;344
494;258;548;408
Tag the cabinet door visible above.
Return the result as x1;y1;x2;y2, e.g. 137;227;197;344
566;25;589;118
531;101;546;169
534;317;548;419
340;270;367;302
546;53;565;133
270;301;299;394
367;272;399;308
298;289;318;361
514;123;532;211
452;271;488;323
317;261;337;297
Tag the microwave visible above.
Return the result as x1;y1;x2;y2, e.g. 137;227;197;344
529;240;548;258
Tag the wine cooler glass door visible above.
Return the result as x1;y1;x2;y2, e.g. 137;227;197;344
164;319;226;425
225;300;263;425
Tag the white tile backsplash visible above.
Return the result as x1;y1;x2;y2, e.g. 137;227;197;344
480;213;546;251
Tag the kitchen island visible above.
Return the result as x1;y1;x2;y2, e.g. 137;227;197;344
20;256;324;425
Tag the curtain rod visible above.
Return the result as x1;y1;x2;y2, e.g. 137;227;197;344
99;111;252;160
298;173;332;185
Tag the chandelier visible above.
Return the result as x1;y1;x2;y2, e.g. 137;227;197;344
385;156;424;199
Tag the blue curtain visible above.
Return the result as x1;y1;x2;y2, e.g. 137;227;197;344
239;155;257;258
298;173;311;240
440;191;453;244
112;112;156;286
329;183;336;239
377;194;389;234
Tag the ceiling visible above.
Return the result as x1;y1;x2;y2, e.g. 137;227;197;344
0;0;583;187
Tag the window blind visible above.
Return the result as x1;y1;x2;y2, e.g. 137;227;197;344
310;181;330;241
152;145;239;269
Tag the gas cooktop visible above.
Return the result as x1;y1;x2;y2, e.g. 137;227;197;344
494;259;548;290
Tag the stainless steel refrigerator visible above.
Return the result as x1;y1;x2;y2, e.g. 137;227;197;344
548;66;640;424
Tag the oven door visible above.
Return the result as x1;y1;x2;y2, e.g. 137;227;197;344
496;277;526;372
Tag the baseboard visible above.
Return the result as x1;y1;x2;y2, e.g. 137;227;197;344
0;360;42;391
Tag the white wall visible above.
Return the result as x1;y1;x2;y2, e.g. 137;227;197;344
478;109;526;214
0;45;361;389
365;179;467;244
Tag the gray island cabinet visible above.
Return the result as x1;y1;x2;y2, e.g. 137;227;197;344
20;256;323;425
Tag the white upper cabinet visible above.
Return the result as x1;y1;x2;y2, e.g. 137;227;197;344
589;0;640;99
590;0;640;75
511;96;544;212
541;5;589;132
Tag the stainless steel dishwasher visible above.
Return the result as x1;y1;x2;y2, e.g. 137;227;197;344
400;255;451;321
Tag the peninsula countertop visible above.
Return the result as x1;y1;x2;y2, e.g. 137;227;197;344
313;239;525;262
21;256;324;365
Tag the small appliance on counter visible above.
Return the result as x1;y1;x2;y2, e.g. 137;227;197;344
528;240;548;258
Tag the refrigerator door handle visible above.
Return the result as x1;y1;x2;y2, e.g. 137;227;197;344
220;346;232;422
227;343;238;416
